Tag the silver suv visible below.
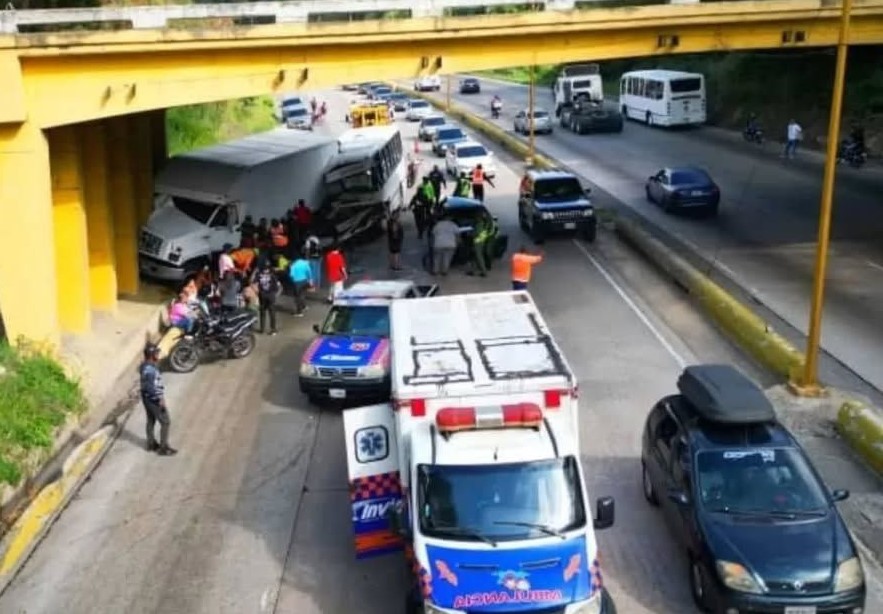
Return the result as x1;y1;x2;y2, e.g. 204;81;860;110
514;109;553;135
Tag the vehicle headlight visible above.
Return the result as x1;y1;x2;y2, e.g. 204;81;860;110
716;560;764;594
359;364;387;379
834;557;864;592
570;592;603;614
541;212;554;221
299;363;318;377
582;208;594;217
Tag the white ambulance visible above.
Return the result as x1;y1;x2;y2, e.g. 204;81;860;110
342;291;617;614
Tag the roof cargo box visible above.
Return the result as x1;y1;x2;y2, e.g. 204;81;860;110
677;364;775;424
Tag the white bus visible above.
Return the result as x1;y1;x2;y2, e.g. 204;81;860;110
324;125;406;215
619;70;706;127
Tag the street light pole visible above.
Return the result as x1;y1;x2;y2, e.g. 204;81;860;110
792;0;854;396
528;64;536;165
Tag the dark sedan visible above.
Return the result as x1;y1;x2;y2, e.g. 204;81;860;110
645;166;720;216
459;78;481;94
642;364;866;614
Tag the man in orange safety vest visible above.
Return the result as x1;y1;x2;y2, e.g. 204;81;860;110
511;246;543;291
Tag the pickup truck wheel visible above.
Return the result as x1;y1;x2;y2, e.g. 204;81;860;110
518;207;528;231
583;223;597;243
530;221;544;245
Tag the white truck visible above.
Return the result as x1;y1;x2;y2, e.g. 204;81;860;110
342;291;617;614
553;63;604;117
139;129;336;281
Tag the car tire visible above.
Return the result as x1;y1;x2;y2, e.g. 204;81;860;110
706;203;720;218
645;186;654;203
662;196;675;213
518;207;528;232
530;220;544;245
615;120;624;133
582;222;596;243
689;558;713;613
641;461;659;506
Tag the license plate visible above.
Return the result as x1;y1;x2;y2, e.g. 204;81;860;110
564;222;576;230
329;388;346;399
691;190;705;196
784;608;817;614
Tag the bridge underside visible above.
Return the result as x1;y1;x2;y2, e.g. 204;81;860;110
0;0;882;344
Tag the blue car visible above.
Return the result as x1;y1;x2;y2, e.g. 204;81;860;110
645;165;721;216
298;280;438;404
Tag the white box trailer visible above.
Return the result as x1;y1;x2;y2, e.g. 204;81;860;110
341;291;616;614
138;128;337;281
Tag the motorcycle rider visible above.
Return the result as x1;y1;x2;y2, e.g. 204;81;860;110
839;122;866;162
491;95;502;118
745;113;761;139
139;343;177;456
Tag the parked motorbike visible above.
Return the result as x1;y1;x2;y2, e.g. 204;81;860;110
837;140;867;168
743;126;763;144
167;309;257;373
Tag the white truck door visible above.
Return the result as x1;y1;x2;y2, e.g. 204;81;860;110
207;204;238;252
342;402;404;559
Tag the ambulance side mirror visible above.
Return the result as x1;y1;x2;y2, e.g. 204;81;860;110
312;324;321;334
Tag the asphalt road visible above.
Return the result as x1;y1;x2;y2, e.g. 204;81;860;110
430;75;883;395
1;91;881;614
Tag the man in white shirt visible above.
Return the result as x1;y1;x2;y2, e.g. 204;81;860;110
783;119;802;159
218;244;235;279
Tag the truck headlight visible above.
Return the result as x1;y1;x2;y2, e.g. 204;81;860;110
716;560;763;594
359;364;387;379
570;592;603;614
299;363;318;377
582;208;594;217
834;557;864;592
541;212;554;221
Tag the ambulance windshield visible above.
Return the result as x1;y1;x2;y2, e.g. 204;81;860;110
417;457;586;542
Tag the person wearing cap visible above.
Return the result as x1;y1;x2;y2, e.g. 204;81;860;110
139;343;177;456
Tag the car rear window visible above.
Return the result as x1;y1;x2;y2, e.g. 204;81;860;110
671;170;710;185
533;111;549;118
423;117;445;126
457;145;487;157
438;129;464;140
410;100;429;108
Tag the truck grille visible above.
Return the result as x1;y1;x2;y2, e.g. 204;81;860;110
139;230;163;256
549;209;585;220
318;367;358;378
765;579;829;594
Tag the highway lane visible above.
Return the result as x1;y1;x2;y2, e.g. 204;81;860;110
1;90;880;614
428;75;883;394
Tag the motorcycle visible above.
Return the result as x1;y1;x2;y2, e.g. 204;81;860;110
491;100;502;119
743;126;763;145
837;140;867;168
167;309;257;373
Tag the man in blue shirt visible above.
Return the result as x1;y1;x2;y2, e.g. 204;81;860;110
139;343;177;456
289;253;314;317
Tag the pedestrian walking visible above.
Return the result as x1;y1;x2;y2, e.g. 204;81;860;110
325;242;348;303
387;211;404;270
289;253;313;317
782;118;802;159
511;246;543;290
471;164;495;202
255;261;280;335
139;343;177;456
431;215;461;276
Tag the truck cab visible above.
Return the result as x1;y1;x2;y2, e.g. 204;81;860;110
299;280;438;404
342;291;616;614
518;170;596;244
553;64;604;117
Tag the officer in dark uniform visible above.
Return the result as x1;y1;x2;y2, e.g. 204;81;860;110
139;343;177;456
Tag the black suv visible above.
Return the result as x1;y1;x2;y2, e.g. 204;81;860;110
641;364;866;614
459;78;481;94
518;170;596;243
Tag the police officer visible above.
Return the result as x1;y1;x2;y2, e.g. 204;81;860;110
139;343;177;456
454;171;472;198
428;165;446;206
411;177;435;239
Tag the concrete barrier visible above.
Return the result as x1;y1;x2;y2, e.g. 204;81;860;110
837;401;883;477
396;81;883;480
0;425;115;593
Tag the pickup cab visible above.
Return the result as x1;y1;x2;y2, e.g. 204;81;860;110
298;280;438;404
518;170;597;243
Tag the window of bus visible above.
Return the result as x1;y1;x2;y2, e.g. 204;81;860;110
646;80;663;100
670;78;702;94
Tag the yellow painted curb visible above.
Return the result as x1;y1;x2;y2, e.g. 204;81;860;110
0;425;112;583
837;401;883;476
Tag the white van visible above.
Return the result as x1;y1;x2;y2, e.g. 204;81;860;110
619;69;706;127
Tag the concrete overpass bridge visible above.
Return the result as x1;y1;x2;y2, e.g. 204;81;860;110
1;0;882;346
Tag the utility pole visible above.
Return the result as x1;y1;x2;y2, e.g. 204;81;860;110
446;75;451;111
528;64;536;166
792;0;854;396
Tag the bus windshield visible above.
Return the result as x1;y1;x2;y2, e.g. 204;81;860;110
418;457;587;543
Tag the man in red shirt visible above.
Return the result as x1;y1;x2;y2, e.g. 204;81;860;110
325;242;348;303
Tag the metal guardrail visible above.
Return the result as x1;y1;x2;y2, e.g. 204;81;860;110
0;0;701;34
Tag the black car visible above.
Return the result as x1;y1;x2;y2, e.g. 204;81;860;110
645;166;720;216
641;364;866;614
423;196;508;269
459;78;481;94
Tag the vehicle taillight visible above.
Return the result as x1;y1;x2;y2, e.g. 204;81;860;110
393;398;427;417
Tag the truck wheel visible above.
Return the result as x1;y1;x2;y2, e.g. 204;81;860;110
583;222;597;243
530;221;544;245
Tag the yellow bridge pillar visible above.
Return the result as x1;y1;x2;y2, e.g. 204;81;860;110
0;122;60;345
148;109;167;173
107;116;140;297
129;113;155;227
81;121;117;312
48;125;91;334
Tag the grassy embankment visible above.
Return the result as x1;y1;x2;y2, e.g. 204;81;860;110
482;48;883;152
166;96;278;156
0;342;86;487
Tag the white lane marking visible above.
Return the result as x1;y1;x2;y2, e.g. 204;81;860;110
571;239;687;369
866;260;883;273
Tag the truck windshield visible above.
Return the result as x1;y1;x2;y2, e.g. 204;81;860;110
534;178;585;202
321;305;390;337
418;457;586;542
171;196;217;225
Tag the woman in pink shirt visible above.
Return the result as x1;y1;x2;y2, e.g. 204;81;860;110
169;292;196;333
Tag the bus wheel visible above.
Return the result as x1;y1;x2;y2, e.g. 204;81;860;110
646;112;653;126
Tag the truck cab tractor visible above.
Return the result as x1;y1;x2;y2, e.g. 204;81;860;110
518;170;597;244
299;280;438;405
553;64;604;118
342;291;617;614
